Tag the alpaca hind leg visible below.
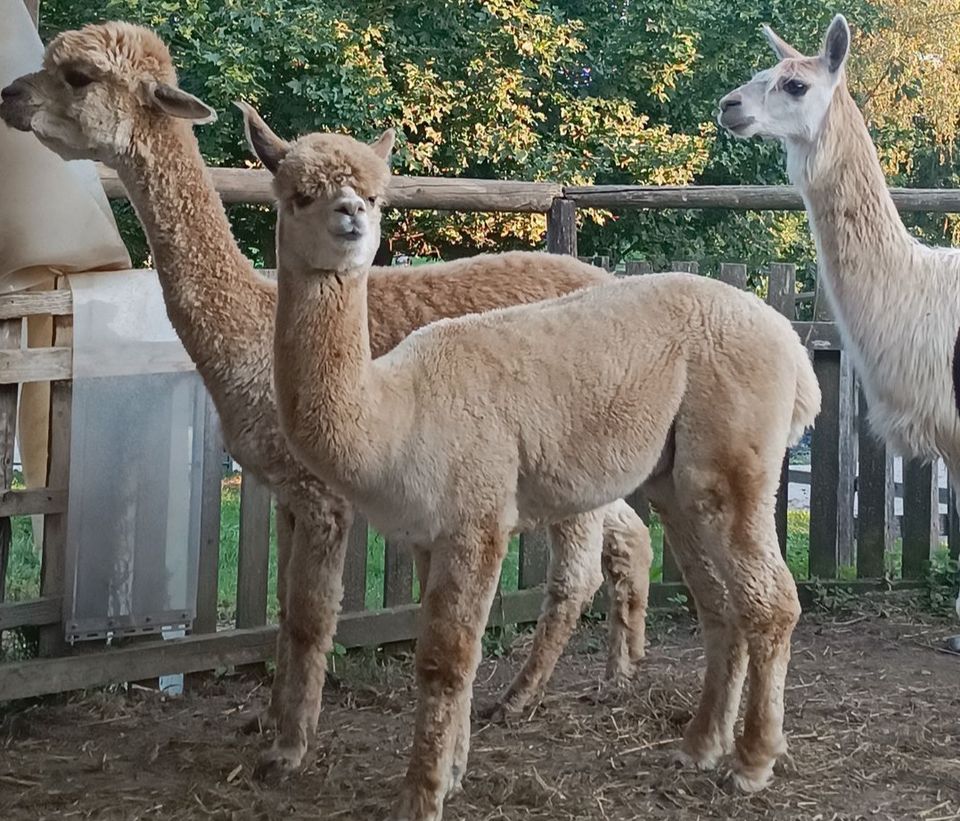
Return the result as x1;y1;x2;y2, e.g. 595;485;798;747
390;526;507;821
243;502;295;735
600;499;652;683
255;503;353;779
481;511;604;720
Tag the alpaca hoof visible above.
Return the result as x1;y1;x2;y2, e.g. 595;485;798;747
385;790;442;821
253;745;303;782
447;763;465;797
729;757;775;793
672;746;723;772
240;710;276;735
474;697;521;724
943;634;960;654
603;660;639;688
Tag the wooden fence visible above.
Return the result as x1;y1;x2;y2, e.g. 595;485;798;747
1;174;957;703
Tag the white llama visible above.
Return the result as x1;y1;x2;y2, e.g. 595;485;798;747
242;108;820;819
719;14;960;637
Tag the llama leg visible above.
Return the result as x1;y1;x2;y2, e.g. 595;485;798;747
481;511;604;720
255;503;353;779
600;500;652;683
391;528;507;821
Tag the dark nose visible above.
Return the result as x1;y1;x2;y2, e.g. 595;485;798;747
720;94;742;112
1;82;24;102
336;200;364;216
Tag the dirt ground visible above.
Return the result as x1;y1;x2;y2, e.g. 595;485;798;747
3;594;960;820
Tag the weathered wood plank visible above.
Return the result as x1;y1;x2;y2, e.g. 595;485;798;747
901;459;938;579
836;356;856;568
519;529;550;589
792;321;842;350
383;540;414;607
856;390;889;578
235;472;272;629
949;485;960;562
99;166;562;212
0;596;60;629
0;319;19;603
671;261;699;275
0;348;71;384
0;290;72;321
0;487;66;517
563;184;960;213
546;198;577;257
0;578;925;702
342;517;369;613
623;261;652;276
718;262;747;289
809;349;841;579
38;300;71;656
194;395;223;635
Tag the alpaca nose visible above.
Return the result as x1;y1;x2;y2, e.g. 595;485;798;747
720;93;742;112
1;82;24;102
335;199;364;217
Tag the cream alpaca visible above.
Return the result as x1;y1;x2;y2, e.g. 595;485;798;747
0;22;652;778
719;15;960;618
248;111;820;819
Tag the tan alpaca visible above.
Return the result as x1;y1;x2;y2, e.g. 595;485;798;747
0;22;651;777
247;111;820;818
718;14;960;632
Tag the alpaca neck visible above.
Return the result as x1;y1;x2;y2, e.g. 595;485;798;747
786;83;913;323
274;264;387;482
114;119;268;377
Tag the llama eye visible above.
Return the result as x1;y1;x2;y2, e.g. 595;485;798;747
366;196;378;207
292;193;315;209
783;79;807;97
63;68;93;89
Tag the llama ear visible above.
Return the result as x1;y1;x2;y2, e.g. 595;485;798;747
145;83;217;124
821;14;850;74
369;128;395;162
234;100;289;175
761;24;802;61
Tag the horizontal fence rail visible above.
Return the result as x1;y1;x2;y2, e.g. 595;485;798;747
3;180;958;702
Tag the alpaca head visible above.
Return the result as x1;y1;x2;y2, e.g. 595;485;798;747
0;21;215;164
717;14;850;145
238;102;393;274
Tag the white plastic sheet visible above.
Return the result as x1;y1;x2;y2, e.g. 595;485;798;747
65;270;210;640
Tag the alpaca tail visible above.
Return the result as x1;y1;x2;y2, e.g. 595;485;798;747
789;340;821;447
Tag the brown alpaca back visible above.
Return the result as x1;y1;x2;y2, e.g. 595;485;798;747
367;251;610;356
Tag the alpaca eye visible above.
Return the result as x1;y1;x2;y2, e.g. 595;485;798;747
783;79;807;97
366;196;378;207
63;68;93;89
293;193;315;209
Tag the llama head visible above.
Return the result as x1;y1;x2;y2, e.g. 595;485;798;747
238;101;393;274
717;14;850;145
0;21;215;164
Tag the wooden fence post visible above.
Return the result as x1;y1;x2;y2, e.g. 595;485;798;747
342;519;369;612
0;318;20;607
235;472;271;629
856;389;889;578
902;459;938;579
193;395;223;634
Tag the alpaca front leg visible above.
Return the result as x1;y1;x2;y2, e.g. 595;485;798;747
600;501;652;683
244;502;295;735
391;533;506;821
481;513;604;720
255;505;352;779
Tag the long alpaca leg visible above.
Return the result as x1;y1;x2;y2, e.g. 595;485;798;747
481;511;605;720
391;526;507;821
243;501;295;734
600;499;653;683
255;501;353;778
645;477;747;769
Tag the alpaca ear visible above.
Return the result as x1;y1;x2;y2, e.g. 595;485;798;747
761;24;802;61
821;14;850;74
145;83;217;124
234;100;289;174
369;128;395;162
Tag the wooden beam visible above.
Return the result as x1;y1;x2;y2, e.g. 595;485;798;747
0;596;60;629
0;348;71;384
0;487;66;517
235;472;272;629
0;290;72;321
194;395;223;635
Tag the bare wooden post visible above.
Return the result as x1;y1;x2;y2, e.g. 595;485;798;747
341;517;369;612
836;354;857;568
519;529;551;589
235;472;271;628
767;263;797;557
718;262;747;290
546;198;577;258
193;394;223;634
624;261;652;276
949;484;960;562
671;261;699;275
902;459;937;579
856;389;889;578
382;541;414;607
38;281;71;655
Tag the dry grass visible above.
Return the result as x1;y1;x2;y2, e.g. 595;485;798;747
3;593;960;820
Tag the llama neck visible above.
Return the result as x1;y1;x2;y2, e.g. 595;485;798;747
787;84;913;321
114;120;269;376
274;265;386;481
